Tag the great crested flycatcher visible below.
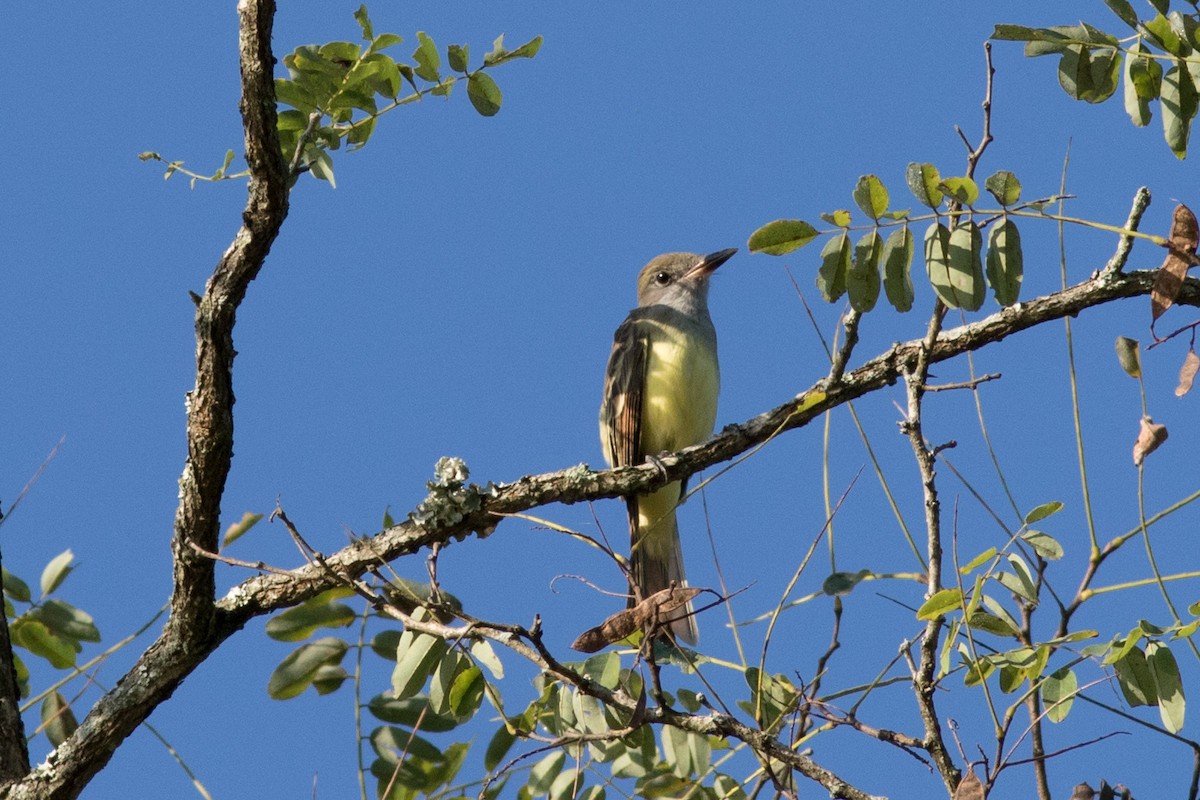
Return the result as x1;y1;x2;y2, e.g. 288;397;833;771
599;248;736;644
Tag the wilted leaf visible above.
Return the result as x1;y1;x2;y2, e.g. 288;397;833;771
852;174;889;220
986;218;1023;306
1151;204;1198;320
954;766;986;800
1115;336;1142;378
816;232;851;302
570;586;702;652
906;162;944;208
748;219;819;256
1176;349;1200;396
1133;416;1168;466
847;231;882;312
882;226;915;312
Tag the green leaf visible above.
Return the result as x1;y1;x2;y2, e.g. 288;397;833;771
820;209;852;227
308;149;336;188
1114;645;1157;706
1147;641;1186;733
1145;13;1184;56
13;620;77;669
484;722;516;771
852;174;889;220
222;511;263;548
41;691;78;748
960;547;998;574
527;751;566;795
470;639;504;679
1059;45;1121;103
33;599;100;643
1042;667;1077;722
392;629;449;699
1104;0;1139;28
413;31;441;82
917;588;963;620
353;4;373;40
881;225;915;312
467;71;503;116
40;550;74;597
816;232;851;302
1115;336;1142;378
847;231;882;312
947;221;984;310
939;176;979;206
986;218;1023;306
1162;61;1197;159
368;33;403;56
447;44;469;73
1025;500;1064;524
969;609;1018;637
924;222;955;307
312;664;349;695
747;219;819;255
1022;529;1064;561
448;665;485;718
265;589;356;641
984;171;1021;206
483;34;543;67
821;569;872;596
3;568;32;603
366;695;460;731
906;162;944;208
267;637;348;700
1125;44;1161;126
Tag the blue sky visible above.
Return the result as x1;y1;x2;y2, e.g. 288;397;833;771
4;2;1200;798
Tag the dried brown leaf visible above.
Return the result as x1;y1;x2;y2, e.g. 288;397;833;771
1177;349;1200;397
1151;204;1198;321
1133;416;1168;466
953;767;985;800
570;586;703;652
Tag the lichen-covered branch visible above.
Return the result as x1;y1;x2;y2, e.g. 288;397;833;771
0;2;287;798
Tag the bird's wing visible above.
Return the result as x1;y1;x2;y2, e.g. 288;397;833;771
601;315;647;470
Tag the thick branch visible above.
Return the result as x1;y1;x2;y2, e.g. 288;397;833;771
0;3;287;798
213;266;1196;624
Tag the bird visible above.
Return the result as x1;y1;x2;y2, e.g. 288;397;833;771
599;248;736;644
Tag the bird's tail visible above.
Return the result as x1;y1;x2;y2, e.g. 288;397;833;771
629;482;698;644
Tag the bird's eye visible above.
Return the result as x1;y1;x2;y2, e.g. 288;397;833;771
654;271;671;286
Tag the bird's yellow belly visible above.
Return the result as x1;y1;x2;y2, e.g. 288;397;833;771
640;321;719;455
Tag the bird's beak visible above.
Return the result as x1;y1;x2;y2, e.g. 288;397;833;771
685;248;737;280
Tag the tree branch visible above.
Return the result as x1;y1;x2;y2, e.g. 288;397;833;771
1;2;287;798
